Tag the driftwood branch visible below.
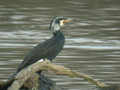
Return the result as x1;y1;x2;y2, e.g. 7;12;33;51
7;59;108;90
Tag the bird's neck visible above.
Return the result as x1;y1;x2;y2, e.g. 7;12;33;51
49;23;64;36
49;23;61;33
53;30;64;37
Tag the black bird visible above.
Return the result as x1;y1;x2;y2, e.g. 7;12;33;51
16;16;71;73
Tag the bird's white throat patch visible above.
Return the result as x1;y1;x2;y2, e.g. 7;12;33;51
54;24;60;31
60;20;64;26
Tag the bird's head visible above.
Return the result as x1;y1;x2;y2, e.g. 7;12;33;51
49;16;71;33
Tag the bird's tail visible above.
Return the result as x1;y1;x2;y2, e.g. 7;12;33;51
1;72;17;90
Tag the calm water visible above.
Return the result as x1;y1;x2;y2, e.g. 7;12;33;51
0;0;120;90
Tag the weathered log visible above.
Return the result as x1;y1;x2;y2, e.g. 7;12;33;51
7;60;107;90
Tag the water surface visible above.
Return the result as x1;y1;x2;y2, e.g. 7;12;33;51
0;0;120;90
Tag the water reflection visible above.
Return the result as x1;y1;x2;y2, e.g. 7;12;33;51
0;0;120;90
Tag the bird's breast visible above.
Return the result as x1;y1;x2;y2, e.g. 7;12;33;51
45;34;65;60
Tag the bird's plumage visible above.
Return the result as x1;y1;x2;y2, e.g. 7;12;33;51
16;31;65;73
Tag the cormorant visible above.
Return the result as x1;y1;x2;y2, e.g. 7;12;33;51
16;16;71;73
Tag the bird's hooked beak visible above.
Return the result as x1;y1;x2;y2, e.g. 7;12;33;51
60;18;72;26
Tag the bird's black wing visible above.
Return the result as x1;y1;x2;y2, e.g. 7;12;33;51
16;38;53;72
16;36;64;72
